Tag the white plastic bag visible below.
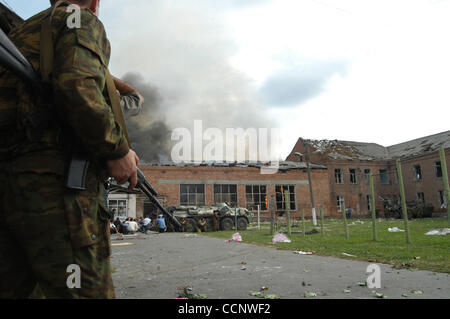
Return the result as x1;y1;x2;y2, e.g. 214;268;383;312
272;232;291;244
388;227;404;232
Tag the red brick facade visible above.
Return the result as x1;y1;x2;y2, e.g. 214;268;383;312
286;138;450;216
138;164;334;218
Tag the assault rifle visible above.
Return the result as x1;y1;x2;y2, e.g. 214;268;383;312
0;28;182;231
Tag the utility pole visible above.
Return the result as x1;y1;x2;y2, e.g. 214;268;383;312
396;159;411;244
296;140;317;226
285;190;291;236
369;172;378;241
439;146;450;222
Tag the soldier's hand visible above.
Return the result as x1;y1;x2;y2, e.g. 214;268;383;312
107;149;140;190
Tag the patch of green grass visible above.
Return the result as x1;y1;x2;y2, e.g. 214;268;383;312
203;217;450;273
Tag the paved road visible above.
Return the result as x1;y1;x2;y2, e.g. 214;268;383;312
110;233;450;299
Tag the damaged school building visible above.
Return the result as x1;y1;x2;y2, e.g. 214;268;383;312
1;4;448;221
109;130;449;220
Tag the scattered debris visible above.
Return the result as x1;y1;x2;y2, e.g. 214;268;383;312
177;287;208;299
272;232;291;244
183;234;199;238
349;220;365;226
425;229;450;236
249;287;280;299
305;229;320;235
111;242;134;247
357;282;367;287
303;291;317;298
375;292;387;299
411;290;423;295
226;233;242;243
342;253;356;257
237;261;247;265
294;251;313;255
388;227;404;232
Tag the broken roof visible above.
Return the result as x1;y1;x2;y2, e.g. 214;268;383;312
387;130;450;159
139;160;326;170
306;139;389;161
302;130;450;161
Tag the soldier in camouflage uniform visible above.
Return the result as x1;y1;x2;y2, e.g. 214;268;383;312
0;0;140;298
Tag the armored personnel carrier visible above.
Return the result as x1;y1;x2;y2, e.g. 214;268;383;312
167;203;253;232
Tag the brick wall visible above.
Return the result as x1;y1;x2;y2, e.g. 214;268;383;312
139;165;333;218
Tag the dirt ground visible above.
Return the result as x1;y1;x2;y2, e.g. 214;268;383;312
110;232;450;299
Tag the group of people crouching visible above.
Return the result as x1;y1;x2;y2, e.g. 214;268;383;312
110;214;167;235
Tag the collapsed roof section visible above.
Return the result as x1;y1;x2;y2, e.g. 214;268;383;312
300;130;449;161
138;160;327;171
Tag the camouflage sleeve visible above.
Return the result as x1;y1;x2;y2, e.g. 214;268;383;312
120;91;143;119
51;8;129;160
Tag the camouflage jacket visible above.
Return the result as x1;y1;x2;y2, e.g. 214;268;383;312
0;3;129;172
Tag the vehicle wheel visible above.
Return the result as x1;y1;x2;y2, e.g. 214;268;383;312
220;217;234;231
237;217;248;230
205;217;215;232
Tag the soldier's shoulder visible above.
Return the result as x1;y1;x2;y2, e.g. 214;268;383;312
52;6;111;66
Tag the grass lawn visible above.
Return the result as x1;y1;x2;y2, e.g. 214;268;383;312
202;217;450;273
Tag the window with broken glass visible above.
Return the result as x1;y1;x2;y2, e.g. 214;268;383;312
349;169;358;184
364;169;371;182
438;190;446;207
379;170;389;184
245;185;267;211
337;195;345;213
366;194;371;211
180;184;205;206
413;165;422;181
435;161;442;178
275;185;296;211
335;169;343;184
214;184;237;206
416;192;425;204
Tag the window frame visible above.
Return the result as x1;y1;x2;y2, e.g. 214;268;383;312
335;168;343;184
349;168;358;184
337;195;345;213
180;184;206;206
245;185;268;211
213;184;238;206
379;169;389;185
413;165;422;181
275;185;297;211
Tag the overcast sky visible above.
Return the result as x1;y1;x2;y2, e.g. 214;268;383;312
7;0;450;159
